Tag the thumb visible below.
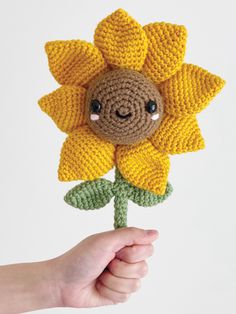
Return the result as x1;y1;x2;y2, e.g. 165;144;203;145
96;227;158;254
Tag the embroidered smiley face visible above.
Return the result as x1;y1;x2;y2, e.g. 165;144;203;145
86;69;164;145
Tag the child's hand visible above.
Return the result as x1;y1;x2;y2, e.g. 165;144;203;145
53;227;158;308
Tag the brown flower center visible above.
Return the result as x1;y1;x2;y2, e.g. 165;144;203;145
86;69;163;145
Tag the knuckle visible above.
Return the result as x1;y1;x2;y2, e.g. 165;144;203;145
128;226;138;233
139;262;148;277
131;279;141;292
131;245;138;254
109;259;124;277
118;293;130;303
99;271;110;284
124;248;135;262
148;244;154;256
126;227;144;238
108;259;118;274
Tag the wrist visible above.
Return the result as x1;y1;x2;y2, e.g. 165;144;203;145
0;260;63;314
42;258;64;308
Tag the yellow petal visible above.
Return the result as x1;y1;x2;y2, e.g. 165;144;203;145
150;114;205;154
94;9;148;70
142;23;187;84
58;125;115;181
45;40;107;86
116;140;170;195
38;86;87;133
159;63;225;116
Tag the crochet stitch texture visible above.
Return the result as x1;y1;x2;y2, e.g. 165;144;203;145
38;8;225;228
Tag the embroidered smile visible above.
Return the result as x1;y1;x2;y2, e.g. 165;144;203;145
115;110;132;119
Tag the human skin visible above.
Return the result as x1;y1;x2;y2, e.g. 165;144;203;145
0;227;158;313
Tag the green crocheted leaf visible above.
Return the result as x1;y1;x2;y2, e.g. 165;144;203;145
64;179;114;210
129;182;173;207
114;168;173;207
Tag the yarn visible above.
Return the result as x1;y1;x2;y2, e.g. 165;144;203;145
38;85;87;133
38;7;225;195
150;114;205;154
38;8;225;228
64;179;114;209
116;139;170;195
94;8;148;71
45;40;108;87
58;125;115;181
64;169;173;229
86;68;163;145
158;63;225;116
129;181;173;207
142;22;187;84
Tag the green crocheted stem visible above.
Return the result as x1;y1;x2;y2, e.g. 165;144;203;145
113;168;131;229
64;168;173;229
114;194;128;229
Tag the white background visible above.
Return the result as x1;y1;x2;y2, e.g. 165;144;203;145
0;0;235;313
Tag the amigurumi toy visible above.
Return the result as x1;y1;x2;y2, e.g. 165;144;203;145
38;9;225;229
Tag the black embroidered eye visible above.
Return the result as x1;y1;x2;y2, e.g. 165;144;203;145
91;99;102;113
146;100;157;114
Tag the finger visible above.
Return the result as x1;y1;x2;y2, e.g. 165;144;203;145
99;270;141;294
108;258;148;279
94;227;158;253
96;280;129;304
116;244;154;263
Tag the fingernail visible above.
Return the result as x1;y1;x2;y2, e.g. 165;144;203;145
145;229;158;236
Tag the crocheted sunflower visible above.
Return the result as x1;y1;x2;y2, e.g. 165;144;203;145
39;9;225;228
